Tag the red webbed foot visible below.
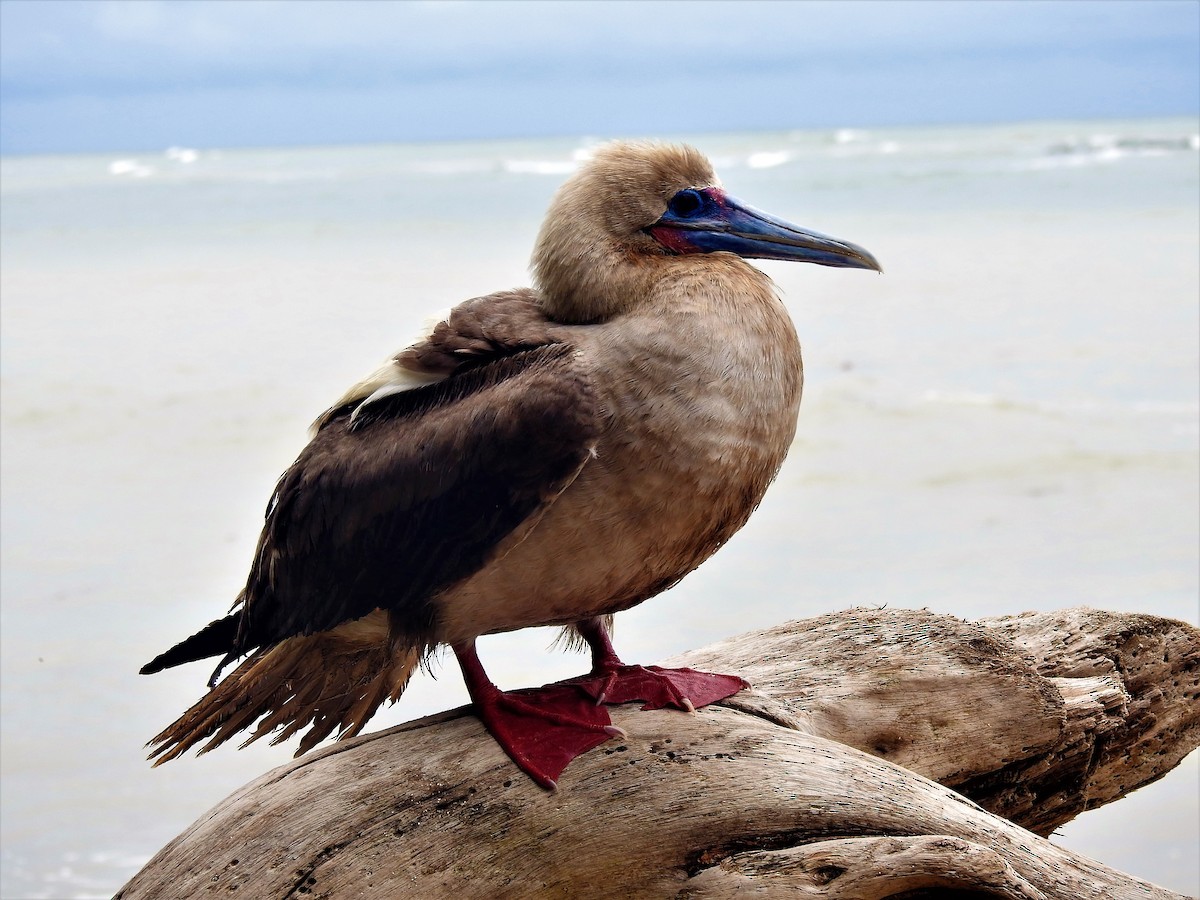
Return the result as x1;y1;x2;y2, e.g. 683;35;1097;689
454;642;623;790
566;664;749;711
473;683;623;790
568;617;749;712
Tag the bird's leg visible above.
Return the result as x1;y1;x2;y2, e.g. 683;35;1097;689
576;616;624;703
452;640;623;791
565;617;750;712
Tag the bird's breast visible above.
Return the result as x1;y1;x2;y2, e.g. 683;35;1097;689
436;271;802;643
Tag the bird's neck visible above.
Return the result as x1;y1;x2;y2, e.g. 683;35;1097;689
532;239;658;324
575;255;803;416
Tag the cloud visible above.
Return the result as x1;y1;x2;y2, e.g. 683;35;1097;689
1;0;1196;154
4;0;1194;95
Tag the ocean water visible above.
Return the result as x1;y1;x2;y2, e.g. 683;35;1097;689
2;118;1197;897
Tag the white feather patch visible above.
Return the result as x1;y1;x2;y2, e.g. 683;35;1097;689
349;367;446;424
310;308;453;435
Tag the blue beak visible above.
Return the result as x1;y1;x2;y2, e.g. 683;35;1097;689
649;189;882;272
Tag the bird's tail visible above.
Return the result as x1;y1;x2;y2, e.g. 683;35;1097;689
146;613;420;765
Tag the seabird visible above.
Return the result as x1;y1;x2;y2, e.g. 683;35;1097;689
141;141;880;789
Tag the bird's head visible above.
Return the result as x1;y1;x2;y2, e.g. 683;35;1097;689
531;140;880;324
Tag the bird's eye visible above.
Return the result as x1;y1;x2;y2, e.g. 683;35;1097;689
667;189;705;218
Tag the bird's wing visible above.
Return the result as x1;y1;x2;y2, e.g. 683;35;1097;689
235;335;598;655
311;289;559;433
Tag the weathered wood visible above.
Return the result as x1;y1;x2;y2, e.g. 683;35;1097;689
674;606;1200;835
977;608;1200;833
119;607;1199;899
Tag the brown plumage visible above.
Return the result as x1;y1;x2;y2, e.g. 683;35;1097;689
142;141;879;783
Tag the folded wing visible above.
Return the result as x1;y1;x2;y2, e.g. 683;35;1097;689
143;298;598;677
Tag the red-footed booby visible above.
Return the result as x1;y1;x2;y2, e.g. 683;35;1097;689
141;141;880;789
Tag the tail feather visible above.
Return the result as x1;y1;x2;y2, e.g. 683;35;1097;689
147;616;419;765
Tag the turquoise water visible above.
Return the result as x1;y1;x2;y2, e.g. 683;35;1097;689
2;118;1198;896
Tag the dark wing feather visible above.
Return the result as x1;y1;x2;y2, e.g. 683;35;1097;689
232;342;598;654
140;614;239;675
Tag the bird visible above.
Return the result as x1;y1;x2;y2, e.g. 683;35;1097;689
141;141;880;789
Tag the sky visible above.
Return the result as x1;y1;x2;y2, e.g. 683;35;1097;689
1;0;1197;156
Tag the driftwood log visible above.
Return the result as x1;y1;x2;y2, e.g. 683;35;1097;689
119;607;1199;899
